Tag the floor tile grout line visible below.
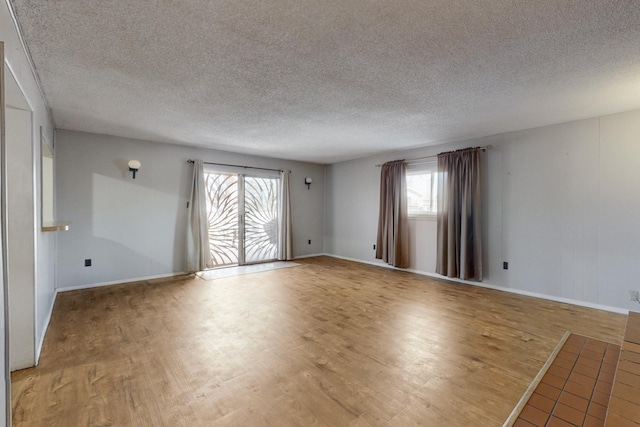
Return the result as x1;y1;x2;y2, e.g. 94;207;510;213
605;342;640;426
544;334;586;427
510;318;635;427
581;342;609;426
502;331;571;427
512;335;620;427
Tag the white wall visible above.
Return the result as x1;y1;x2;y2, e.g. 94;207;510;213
325;109;640;312
2;0;57;375
55;130;325;289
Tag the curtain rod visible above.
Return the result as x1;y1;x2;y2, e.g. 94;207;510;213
374;145;492;167
187;159;283;173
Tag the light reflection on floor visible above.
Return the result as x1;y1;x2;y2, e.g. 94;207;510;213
397;302;448;380
195;261;300;281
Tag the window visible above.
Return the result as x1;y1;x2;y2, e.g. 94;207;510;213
406;162;438;217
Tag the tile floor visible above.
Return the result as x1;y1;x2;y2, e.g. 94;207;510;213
605;311;640;426
513;334;619;427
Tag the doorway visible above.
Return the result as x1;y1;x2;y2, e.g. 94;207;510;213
204;168;280;268
4;63;36;372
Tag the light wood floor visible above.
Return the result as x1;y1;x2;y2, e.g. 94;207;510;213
12;256;626;426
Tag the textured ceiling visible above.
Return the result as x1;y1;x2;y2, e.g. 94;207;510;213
10;0;640;164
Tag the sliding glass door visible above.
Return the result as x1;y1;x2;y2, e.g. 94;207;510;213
204;169;280;267
205;172;239;267
243;175;279;263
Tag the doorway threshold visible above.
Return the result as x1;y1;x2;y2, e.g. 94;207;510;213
195;261;300;281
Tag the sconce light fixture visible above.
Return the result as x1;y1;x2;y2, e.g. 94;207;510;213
128;160;141;179
304;177;312;189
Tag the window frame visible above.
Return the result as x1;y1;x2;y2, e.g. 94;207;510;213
406;160;438;220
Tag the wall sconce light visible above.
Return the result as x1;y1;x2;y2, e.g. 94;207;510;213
304;177;312;189
128;160;141;179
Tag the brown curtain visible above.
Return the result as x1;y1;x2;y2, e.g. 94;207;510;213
436;147;483;281
376;160;409;268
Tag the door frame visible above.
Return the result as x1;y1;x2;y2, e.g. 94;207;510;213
204;166;281;268
1;40;12;427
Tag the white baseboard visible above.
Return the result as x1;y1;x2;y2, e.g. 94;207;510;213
34;254;626;369
35;272;190;365
322;253;628;315
293;253;326;260
56;272;190;293
324;253;389;268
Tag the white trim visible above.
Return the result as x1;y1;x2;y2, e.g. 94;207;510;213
37;271;192;361
502;331;571;427
406;159;437;172
322;253;629;315
324;252;386;266
34;287;56;365
406;167;438;217
0;40;12;427
3;62;32;111
408;214;436;221
56;272;191;293
3;0;55;126
31;109;38;371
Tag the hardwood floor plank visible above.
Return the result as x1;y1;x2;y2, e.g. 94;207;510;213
12;256;626;426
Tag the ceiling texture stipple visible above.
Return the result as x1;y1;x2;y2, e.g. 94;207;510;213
10;0;640;164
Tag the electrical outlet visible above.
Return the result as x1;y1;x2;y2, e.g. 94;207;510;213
373;244;376;250
630;290;640;302
85;259;92;267
308;239;311;245
503;261;508;270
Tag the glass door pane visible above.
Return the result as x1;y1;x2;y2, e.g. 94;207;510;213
243;176;279;264
204;172;239;267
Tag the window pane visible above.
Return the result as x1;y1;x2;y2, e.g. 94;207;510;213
431;172;438;212
407;173;435;215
